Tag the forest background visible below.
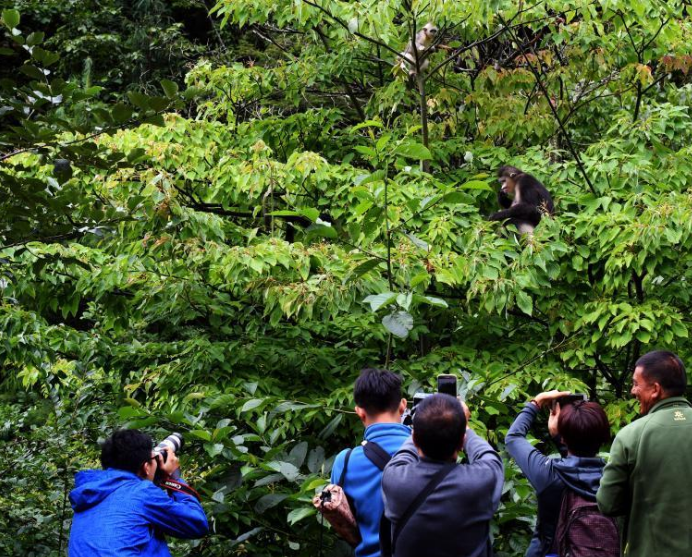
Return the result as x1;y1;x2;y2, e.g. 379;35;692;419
1;0;691;555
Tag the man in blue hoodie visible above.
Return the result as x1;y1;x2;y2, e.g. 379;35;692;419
68;429;208;556
505;390;611;557
330;368;410;557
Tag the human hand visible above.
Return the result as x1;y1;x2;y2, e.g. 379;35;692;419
532;390;571;410
548;403;561;437
459;399;471;422
158;451;180;476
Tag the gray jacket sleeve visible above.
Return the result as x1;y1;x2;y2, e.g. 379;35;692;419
381;436;419;521
463;429;504;512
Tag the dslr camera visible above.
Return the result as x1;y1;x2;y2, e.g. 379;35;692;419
153;432;183;484
402;374;457;426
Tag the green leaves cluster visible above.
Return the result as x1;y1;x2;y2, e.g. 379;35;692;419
2;1;692;556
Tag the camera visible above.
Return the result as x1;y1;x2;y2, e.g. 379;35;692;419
553;393;587;410
154;432;184;464
402;374;458;426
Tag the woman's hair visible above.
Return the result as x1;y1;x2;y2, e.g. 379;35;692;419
558;401;610;457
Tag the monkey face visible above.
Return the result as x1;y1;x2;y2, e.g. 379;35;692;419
423;24;438;38
499;174;517;195
498;166;520;195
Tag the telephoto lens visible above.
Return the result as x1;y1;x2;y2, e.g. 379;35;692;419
154;432;184;463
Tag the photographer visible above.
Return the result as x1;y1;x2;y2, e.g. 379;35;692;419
68;429;208;556
505;391;612;557
327;368;410;557
381;394;503;557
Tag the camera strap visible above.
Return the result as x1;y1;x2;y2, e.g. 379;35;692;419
159;475;202;502
361;440;391;471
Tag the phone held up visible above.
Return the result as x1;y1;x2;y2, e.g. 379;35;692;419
402;374;459;426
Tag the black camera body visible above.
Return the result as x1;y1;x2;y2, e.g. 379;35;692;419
402;375;458;426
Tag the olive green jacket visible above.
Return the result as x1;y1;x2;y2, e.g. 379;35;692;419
597;396;692;557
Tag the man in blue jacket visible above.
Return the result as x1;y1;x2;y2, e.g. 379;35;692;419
330;368;410;557
68;429;208;556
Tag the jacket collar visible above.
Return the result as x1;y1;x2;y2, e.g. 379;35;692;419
363;421;410;441
649;396;692;414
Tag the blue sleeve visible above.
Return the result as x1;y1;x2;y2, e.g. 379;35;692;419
505;403;554;492
330;448;349;485
138;481;208;538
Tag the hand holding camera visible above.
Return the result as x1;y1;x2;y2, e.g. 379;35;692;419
531;391;587;437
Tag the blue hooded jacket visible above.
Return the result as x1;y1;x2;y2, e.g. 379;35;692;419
330;422;411;557
505;403;606;557
68;469;208;557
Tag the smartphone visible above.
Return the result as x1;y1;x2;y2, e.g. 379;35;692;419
437;374;458;397
554;393;587;409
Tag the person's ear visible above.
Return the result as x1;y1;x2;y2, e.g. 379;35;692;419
139;460;150;480
355;406;368;424
652;382;663;400
398;398;407;415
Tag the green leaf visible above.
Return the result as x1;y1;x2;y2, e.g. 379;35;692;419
363;292;396;312
319;414;342;439
111;103;133;123
241;399;264;413
395;142;433;161
347;258;384;282
189;430;212;441
287;441;308;467
19;64;45;80
304;223;337;241
2;9;20;29
267;461;300;481
300;208;320;222
350;120;384;133
255;493;288;514
516;291;533;316
26;32;44;46
118;406;145;419
460;180;492;191
160;79;179;99
405;232;429;251
287;507;315;525
382;311;414;338
420;296;448;308
128;91;149;109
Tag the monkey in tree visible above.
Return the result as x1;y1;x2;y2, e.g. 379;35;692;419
397;23;442;76
488;165;554;234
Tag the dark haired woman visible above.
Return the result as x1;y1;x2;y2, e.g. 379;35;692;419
505;390;611;557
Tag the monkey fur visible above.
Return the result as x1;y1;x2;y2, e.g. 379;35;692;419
397;23;439;76
488;165;554;234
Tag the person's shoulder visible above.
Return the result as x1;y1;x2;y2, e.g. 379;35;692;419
130;479;169;502
331;446;357;476
613;415;650;443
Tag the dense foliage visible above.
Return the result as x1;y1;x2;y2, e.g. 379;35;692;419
2;0;692;555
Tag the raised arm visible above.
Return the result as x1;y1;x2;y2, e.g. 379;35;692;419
463;429;504;509
505;403;557;492
140;481;208;539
